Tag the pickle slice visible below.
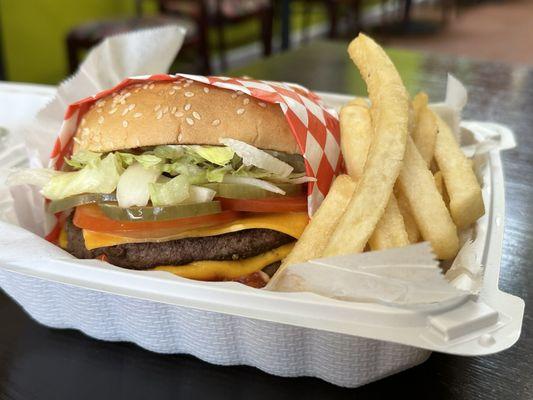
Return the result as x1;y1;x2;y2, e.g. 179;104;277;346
99;201;222;222
48;193;117;214
203;182;303;199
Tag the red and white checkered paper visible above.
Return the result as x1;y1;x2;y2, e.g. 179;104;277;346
47;74;342;239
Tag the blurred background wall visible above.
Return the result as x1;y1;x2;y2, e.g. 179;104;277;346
1;0;141;84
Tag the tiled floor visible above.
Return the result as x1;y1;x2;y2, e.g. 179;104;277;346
383;0;533;66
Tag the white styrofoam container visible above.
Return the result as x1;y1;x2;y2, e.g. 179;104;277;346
0;92;524;388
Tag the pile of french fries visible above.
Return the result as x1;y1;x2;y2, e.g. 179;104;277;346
281;33;484;271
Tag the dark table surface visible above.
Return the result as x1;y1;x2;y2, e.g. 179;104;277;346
1;41;532;399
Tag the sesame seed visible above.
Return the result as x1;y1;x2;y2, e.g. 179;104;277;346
192;111;201;120
169;90;176;95
129;104;135;110
212;119;221;126
121;108;129;116
171;107;177;114
154;105;161;111
184;103;191;111
96;108;102;114
236;91;244;96
98;116;104;124
178;133;184;142
173;86;180;90
142;84;149;89
80;118;86;126
258;102;267;108
134;138;141;146
124;93;131;98
156;111;163;120
231;93;238;99
134;88;141;93
148;83;155;89
162;106;169;113
109;108;118;114
203;87;210;93
186;118;194;126
122;120;128;128
237;108;245;115
243;98;250;105
134;113;142;118
185;92;194;98
175;111;184;117
186;79;193;84
96;100;106;107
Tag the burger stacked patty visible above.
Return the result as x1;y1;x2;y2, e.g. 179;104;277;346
65;216;294;270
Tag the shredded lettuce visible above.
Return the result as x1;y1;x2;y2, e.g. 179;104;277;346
9;143;313;204
186;145;234;166
149;175;190;206
117;152;163;169
42;153;122;200
64;150;101;169
153;145;184;160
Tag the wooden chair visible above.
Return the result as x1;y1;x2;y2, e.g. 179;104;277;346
66;12;202;74
66;0;274;76
299;0;362;43
160;0;274;72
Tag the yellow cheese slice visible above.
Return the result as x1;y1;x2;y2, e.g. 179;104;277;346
83;212;308;250
154;242;294;280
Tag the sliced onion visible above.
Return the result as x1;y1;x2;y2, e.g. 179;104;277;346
116;162;161;208
219;138;294;178
189;185;216;203
286;176;317;184
223;175;285;195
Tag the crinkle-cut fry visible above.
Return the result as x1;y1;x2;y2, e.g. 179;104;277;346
369;195;409;250
340;100;372;179
412;92;437;166
433;112;485;229
395;186;421;243
398;137;459;259
323;33;409;257
274;175;356;275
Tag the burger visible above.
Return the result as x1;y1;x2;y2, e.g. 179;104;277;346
11;79;312;288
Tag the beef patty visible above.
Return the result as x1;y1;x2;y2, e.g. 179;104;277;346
65;216;294;270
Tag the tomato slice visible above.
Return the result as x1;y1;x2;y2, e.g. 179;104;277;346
219;196;307;213
74;204;240;234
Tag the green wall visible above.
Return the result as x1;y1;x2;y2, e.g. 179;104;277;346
1;0;138;84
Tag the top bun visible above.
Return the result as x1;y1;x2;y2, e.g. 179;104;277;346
73;79;300;154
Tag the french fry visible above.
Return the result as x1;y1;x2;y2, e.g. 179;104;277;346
433;113;485;229
398;137;459;259
341;96;409;250
412;92;437;166
368;195;409;250
340;100;372;179
395;187;421;243
434;170;445;197
323;34;409;257
277;175;356;271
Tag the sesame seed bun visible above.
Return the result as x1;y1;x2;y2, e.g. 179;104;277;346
73;79;300;154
